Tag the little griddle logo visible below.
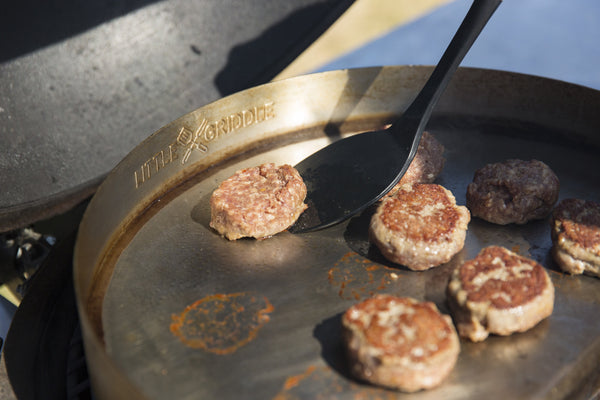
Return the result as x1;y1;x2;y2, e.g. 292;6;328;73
134;101;274;189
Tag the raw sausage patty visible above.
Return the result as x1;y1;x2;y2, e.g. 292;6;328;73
342;294;460;392
370;183;470;271
210;163;307;240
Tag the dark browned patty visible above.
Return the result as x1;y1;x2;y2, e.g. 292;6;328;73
209;163;307;240
342;294;459;392
447;246;554;342
370;183;470;271
466;159;560;225
551;198;600;278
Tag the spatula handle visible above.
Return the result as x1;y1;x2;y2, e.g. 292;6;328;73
396;0;501;139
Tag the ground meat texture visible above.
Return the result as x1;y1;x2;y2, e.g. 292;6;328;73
466;159;560;225
551;198;600;278
446;246;555;342
209;163;307;240
370;183;471;271
386;131;445;197
342;295;460;392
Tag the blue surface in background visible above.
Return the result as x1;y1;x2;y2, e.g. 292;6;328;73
318;0;600;90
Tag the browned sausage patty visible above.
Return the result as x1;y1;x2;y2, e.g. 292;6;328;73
342;294;460;392
466;159;560;225
209;163;307;240
447;246;554;342
386;131;445;197
551;198;600;278
370;183;470;271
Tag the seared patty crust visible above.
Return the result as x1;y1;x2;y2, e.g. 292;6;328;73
370;183;470;271
342;294;459;392
551;198;600;278
447;246;554;342
210;163;307;240
466;159;559;225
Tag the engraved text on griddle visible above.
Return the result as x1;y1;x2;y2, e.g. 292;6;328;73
134;101;275;189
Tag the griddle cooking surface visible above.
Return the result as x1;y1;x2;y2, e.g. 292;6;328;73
103;116;600;399
72;66;600;399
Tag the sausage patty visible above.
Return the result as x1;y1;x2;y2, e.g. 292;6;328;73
209;163;307;240
551;198;600;278
386;131;445;197
446;246;554;342
342;294;460;392
466;159;560;225
370;183;471;271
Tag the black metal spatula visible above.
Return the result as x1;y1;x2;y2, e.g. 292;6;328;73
291;0;501;233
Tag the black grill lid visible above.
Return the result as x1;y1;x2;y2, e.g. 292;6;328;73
0;0;355;232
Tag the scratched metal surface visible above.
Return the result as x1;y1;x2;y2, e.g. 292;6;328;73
75;66;600;399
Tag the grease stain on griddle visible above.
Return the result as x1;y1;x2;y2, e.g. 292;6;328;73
273;364;397;400
328;252;401;301
170;292;274;354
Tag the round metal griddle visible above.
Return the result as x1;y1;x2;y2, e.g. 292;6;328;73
73;66;600;399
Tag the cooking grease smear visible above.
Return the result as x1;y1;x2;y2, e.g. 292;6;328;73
170;292;274;354
273;364;397;400
328;252;401;301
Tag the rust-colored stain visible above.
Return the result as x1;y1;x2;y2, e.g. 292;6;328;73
273;365;396;400
282;365;318;391
170;292;274;354
328;252;400;301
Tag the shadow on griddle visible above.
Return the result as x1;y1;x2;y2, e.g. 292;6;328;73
343;204;412;271
313;312;354;381
190;192;213;231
